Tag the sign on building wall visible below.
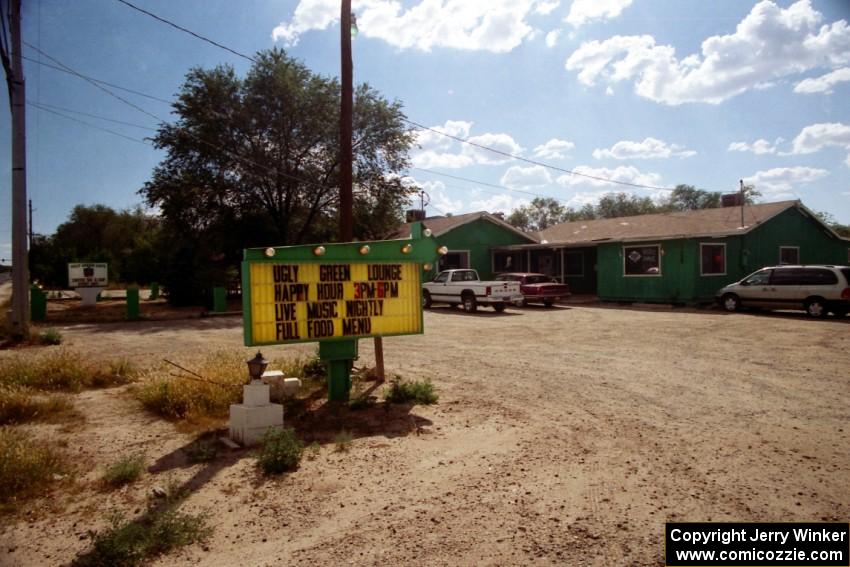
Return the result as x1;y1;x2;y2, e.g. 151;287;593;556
242;226;440;347
68;263;108;288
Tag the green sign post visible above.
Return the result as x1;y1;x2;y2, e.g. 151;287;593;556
242;223;439;401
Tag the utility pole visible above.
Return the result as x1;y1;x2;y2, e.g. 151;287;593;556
8;0;29;338
28;199;33;249
339;0;353;243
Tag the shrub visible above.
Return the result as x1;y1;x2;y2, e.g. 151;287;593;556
74;506;210;567
384;376;438;405
0;386;76;425
0;351;136;392
102;454;146;487
134;352;244;422
38;328;63;345
0;427;69;511
257;428;303;474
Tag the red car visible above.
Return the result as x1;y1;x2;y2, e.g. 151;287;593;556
494;273;570;307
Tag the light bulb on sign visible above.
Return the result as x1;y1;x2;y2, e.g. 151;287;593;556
264;247;275;258
313;246;326;256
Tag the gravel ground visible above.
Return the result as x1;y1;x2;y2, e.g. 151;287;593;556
2;302;849;566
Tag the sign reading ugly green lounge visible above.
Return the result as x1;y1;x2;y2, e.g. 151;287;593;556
242;223;440;400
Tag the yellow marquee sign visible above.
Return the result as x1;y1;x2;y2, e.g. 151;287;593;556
246;262;422;345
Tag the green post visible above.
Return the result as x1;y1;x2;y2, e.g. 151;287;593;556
149;282;159;300
126;287;140;320
213;286;227;313
319;340;358;401
30;285;47;321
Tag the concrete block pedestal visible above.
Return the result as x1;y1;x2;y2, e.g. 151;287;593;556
77;287;104;307
229;381;283;446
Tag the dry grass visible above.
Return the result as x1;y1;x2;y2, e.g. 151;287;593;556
0;350;136;392
0;385;79;425
134;351;325;425
0;427;71;513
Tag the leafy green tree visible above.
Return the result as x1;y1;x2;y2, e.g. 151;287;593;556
141;49;415;303
664;184;721;211
595;193;658;218
29;205;161;287
507;197;570;232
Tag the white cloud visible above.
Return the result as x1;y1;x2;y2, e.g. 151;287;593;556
592;137;696;160
565;0;850;105
555;165;662;188
410;120;522;169
794;67;850;94
727;138;783;155
535;1;560;16
605;86;614;96
545;29;561;48
790;122;850;155
743;166;829;194
532;138;575;160
273;0;547;53
470;194;530;215
565;0;633;27
500;165;552;189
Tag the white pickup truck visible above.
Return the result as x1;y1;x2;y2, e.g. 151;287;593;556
422;269;523;313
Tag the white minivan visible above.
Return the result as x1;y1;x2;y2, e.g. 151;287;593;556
716;265;850;317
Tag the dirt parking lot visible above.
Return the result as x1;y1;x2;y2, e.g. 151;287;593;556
2;303;849;566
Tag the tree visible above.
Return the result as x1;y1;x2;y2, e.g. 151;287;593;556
29;204;162;287
507;197;569;232
664;184;721;211
141;49;415;303
595;193;658;218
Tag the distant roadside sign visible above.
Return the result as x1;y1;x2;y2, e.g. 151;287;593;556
68;263;108;288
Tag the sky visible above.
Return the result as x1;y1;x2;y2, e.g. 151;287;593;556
2;0;850;263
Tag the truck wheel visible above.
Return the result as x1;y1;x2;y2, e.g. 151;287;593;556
493;303;505;313
422;290;432;309
543;299;554;308
462;293;477;313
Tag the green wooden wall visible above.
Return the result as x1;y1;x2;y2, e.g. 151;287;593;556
597;207;850;303
429;218;533;281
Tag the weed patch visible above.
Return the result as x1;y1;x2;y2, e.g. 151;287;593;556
73;506;210;567
0;386;78;425
102;454;146;487
384;376;438;405
0;427;70;512
0;350;136;392
37;328;63;345
257;428;303;474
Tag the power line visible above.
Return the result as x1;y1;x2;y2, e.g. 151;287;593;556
404;119;683;193
30;100;157;130
21;54;172;104
22;46;338;194
107;0;697;195
410;167;574;204
28;102;151;145
114;0;257;64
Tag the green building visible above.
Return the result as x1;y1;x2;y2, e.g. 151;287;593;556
397;211;537;281
491;200;850;303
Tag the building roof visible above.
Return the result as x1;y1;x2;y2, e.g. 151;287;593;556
394;211;537;242
533;200;811;246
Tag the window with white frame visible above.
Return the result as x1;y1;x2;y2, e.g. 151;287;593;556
779;246;799;265
700;243;726;276
624;244;661;276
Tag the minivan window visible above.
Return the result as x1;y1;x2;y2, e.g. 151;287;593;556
841;268;850;285
770;268;805;285
743;270;771;285
798;269;838;285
